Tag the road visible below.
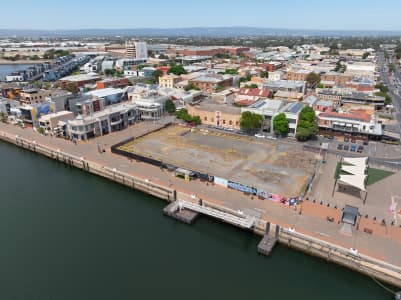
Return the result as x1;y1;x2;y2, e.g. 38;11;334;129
378;51;401;127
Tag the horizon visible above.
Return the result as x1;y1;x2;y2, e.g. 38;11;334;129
2;0;401;32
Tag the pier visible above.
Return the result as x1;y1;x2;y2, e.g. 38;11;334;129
257;222;279;256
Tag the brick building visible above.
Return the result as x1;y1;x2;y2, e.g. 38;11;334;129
96;77;129;89
187;102;241;129
189;75;233;93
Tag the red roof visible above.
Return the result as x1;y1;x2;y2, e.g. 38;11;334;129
238;88;271;98
319;110;371;123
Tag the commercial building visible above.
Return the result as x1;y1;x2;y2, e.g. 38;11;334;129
187;101;241;129
242;99;284;133
263;80;306;94
318;110;383;138
66;103;139;140
125;41;148;59
85;88;125;106
96;77;129;89
38;111;74;133
19;88;66;106
59;73;101;90
159;74;181;88
188;74;233;93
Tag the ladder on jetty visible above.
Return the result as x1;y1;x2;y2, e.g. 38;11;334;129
172;200;256;229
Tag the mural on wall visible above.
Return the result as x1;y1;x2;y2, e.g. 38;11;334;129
32;102;56;123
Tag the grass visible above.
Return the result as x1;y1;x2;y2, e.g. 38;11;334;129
366;168;394;186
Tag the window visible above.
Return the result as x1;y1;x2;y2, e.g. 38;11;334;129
204;116;207;121
229;120;232;125
235;121;239;126
222;120;226;125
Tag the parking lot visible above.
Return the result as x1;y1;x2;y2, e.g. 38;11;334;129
117;125;318;197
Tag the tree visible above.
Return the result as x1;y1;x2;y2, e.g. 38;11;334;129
305;72;321;86
260;71;269;78
164;99;176;114
0;112;8;123
362;52;370;59
104;69;117;76
167;64;187;76
175;109;201;125
154;69;163;82
244;84;258;89
296;106;318;141
240;111;263;133
224;68;238;75
273;113;289;136
184;82;200;91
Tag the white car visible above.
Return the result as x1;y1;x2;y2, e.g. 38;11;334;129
254;133;265;138
266;136;277;140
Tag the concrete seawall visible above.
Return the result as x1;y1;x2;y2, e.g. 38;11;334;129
1;130;401;289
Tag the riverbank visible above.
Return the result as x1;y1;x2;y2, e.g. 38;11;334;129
1;123;401;290
0;59;49;64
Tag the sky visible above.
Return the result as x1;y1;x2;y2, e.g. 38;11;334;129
2;0;401;31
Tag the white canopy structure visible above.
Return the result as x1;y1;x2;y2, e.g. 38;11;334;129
338;157;368;192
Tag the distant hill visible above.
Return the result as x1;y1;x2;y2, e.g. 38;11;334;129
0;27;401;38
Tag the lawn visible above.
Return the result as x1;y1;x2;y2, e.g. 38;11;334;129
366;168;394;186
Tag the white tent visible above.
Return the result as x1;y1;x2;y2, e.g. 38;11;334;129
338;157;368;192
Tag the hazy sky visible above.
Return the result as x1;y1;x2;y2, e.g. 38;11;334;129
2;0;401;31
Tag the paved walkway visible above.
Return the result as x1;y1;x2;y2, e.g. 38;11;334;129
2;122;401;267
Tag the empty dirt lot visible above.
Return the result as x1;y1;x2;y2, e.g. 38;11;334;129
118;125;318;197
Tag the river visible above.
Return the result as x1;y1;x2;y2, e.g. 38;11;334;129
0;140;393;299
0;64;32;81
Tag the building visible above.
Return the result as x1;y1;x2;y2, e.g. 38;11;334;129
176;46;249;57
318;110;383;139
242;99;285;133
280;102;305;136
59;73;101;90
38;111;74;133
235;88;272;104
312;100;334;113
187;101;241;129
125;41;148;59
96;77;129;89
263;80;306;94
134;101;164;120
159;74;181;88
189;74;233;93
286;70;310;81
85;88;125;106
66;103;139;140
19;88;60;106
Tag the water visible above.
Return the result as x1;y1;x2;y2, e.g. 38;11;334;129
0;141;393;300
0;64;32;80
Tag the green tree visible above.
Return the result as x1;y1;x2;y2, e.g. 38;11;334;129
167;64;187;75
306;72;321;86
362;52;370;59
273;113;289;136
164;99;176;114
244;83;258;89
260;71;269;78
104;69;117;76
240;111;263;133
296;106;318;141
175;109;201;124
0;112;8;123
224;68;238;75
154;69;163;82
184;82;200;91
375;83;389;93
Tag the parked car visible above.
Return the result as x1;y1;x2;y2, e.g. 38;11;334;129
344;144;350;151
337;143;344;150
266;136;277;140
350;144;357;152
357;145;364;153
328;135;335;140
255;133;265;138
363;140;369;145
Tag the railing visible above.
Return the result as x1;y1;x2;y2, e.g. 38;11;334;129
177;200;255;229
